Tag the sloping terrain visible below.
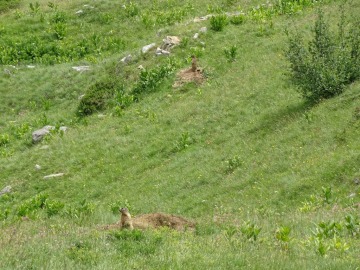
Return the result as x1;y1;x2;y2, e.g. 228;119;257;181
0;0;359;269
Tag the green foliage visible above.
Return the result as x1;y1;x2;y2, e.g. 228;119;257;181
0;133;10;147
29;2;40;15
275;226;292;250
109;199;131;215
240;222;262;241
224;45;237;62
275;0;316;15
1;0;360;268
64;199;95;219
230;14;245;25
0;0;20;13
108;230;164;257
109;229;145;241
45;199;65;217
125;2;140;18
286;9;360;103
77;80;119;116
114;85;134;110
275;226;291;242
210;14;228;31
225;155;242;173
321;186;332;204
17;193;49;217
52;22;67;40
0;208;10;220
131;61;176;99
344;214;360;237
313;221;343;240
67;241;99;265
174;132;193;151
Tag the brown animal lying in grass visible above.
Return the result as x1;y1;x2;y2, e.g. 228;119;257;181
119;207;195;232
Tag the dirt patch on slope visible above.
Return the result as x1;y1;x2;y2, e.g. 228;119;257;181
100;212;196;232
173;68;205;88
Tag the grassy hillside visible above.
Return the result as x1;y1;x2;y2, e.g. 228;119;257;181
1;0;360;269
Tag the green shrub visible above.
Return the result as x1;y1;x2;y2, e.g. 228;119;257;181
45;199;65;217
17;193;49;217
64;199;95;219
210;14;228;31
131;61;176;99
286;9;360;103
224;45;237;62
230;14;245;25
275;0;315;15
240;221;262;241
77;80;118;116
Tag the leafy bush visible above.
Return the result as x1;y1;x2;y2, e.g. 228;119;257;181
230;14;245;25
45;199;65;217
240;221;262;241
17;193;49;217
286;9;360;103
0;33;124;65
224;45;237;62
131;61;176;98
275;0;315;15
77;80;119;116
64;200;95;219
114;85;134;109
210;14;228;31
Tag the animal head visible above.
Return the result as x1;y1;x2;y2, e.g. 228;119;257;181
119;207;130;215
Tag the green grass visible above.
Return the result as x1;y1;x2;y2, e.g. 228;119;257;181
1;0;360;269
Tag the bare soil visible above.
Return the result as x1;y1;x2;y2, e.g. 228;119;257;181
173;67;205;88
100;212;196;232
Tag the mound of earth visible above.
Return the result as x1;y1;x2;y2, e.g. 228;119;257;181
100;212;196;232
132;213;196;231
173;68;205;88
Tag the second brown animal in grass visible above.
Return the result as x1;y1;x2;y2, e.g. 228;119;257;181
119;207;195;232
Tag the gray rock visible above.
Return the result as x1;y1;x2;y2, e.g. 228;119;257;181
75;10;84;15
32;126;67;143
141;43;156;54
354;178;360;185
120;54;132;64
32;125;55;143
35;164;42;170
193;14;212;23
0;186;11;196
161;36;181;51
199;27;207;33
43;173;64;179
72;66;90;71
155;47;170;56
193;33;199;39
